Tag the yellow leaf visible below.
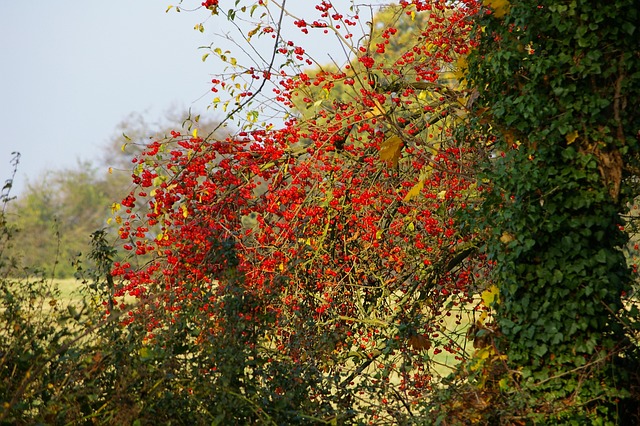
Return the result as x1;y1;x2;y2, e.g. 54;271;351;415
248;25;261;39
192;128;198;138
375;230;384;240
166;5;173;13
106;217;112;225
364;99;386;119
201;53;210;62
565;130;579;145
470;348;491;371
481;285;500;306
454;54;468;82
115;216;122;225
498;377;509;391
379;136;403;167
181;204;188;218
483;0;510;18
477;346;492;360
121;143;127;152
111;203;121;214
500;232;515;244
403;180;424;202
139;347;151;359
108;167;113;174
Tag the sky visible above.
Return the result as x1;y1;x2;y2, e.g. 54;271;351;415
0;2;222;195
0;1;387;196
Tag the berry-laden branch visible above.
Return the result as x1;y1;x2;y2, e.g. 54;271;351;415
109;1;488;422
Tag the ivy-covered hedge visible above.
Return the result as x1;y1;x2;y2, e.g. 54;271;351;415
457;0;640;423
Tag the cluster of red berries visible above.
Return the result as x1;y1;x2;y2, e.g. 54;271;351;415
201;0;218;10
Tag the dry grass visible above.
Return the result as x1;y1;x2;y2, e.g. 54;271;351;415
53;278;86;301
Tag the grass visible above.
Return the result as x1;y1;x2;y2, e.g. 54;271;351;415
53;278;86;302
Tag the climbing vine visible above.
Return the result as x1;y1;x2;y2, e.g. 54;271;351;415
454;0;640;423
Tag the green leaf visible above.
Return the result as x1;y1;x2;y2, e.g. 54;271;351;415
533;344;548;357
594;250;607;263
622;21;636;35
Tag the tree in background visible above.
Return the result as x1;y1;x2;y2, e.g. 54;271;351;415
5;110;224;278
8;161;112;278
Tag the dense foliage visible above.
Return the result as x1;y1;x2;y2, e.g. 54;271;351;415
462;0;640;422
6;162;113;278
2;0;639;424
110;1;488;422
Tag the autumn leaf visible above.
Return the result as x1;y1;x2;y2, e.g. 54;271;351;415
408;334;431;351
403;179;424;202
453;54;468;82
565;130;579;145
379;135;403;167
363;98;386;119
481;285;500;306
483;0;510;18
500;232;515;244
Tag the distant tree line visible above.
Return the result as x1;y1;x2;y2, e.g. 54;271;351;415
5;110;222;278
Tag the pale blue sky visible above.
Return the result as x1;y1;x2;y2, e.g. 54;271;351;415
0;1;217;194
0;1;386;195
